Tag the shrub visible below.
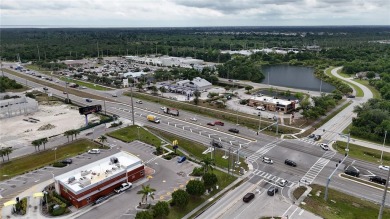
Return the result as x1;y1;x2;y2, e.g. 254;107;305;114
53;162;67;168
190;167;204;176
52;191;71;206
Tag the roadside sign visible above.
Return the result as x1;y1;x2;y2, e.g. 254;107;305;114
172;140;178;146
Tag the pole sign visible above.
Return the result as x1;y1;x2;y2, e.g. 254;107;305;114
79;105;102;115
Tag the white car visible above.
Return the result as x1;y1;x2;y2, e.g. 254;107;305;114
190;117;197;121
262;157;273;164
379;165;390;171
88;149;101;154
320;143;329;151
278;179;288;187
112;93;118;97
114;182;132;193
136;100;142;104
160;106;166;111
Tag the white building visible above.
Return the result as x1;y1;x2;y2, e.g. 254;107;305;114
0;93;38;119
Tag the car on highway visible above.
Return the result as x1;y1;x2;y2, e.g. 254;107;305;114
93;196;109;205
344;166;360;177
43;87;49;91
60;159;72;165
88;149;100;154
160;106;166;111
136;100;143;104
207;122;215;126
190;117;197;121
278;179;288;187
379;165;390;171
267;186;279;196
114;182;132;193
243;193;255;203
63;91;67;94
228;128;239;134
214;121;224;126
308;134;315;138
112;93;118;97
80;86;87;89
211;139;223;148
369;176;386;185
262;156;273;164
284;159;297;167
314;135;322;141
86;98;92;102
320;143;329;151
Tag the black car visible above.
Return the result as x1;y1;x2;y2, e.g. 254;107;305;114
369;176;386;185
228;128;239;134
267;186;279;196
243;193;255;203
284;159;297;167
308;134;315;138
344;167;359;177
86;98;92;102
211;140;223;148
61;159;72;164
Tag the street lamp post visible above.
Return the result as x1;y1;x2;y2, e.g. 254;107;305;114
137;126;140;140
130;84;135;126
378;165;390;219
53;147;57;163
380;131;387;164
257;112;262;135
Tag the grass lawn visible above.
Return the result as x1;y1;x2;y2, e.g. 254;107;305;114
334;141;390;166
126;91;300;135
147;127;248;172
302;184;390;219
60;77;111;91
293;186;307;199
352;79;381;99
167;168;236;219
0;139;101;181
107;125;162;147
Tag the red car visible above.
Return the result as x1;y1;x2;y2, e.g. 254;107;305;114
207;122;215;126
214;121;224;126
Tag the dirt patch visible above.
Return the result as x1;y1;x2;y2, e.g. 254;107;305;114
0;104;98;149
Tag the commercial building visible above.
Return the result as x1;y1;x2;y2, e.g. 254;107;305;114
54;151;145;208
0;93;38;119
248;96;296;113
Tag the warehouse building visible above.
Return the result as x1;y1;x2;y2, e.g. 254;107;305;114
54;151;145;208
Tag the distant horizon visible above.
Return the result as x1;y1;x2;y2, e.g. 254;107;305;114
1;25;390;29
1;0;388;27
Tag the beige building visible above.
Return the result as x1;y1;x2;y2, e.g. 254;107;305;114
248;96;296;113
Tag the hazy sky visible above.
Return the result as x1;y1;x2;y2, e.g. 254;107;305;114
1;0;389;27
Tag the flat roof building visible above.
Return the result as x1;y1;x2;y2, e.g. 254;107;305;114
248;96;296;113
54;151;144;208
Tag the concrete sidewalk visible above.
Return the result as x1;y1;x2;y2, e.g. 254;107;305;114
338;137;390;153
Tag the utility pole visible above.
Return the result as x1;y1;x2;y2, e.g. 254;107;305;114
37;45;41;61
378;165;390;219
258;112;262;135
227;147;231;175
324;154;349;201
103;100;107;115
0;56;3;77
380;131;387;164
130;84;135;125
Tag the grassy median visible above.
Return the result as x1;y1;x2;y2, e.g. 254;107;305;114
334;141;390;165
301;184;390;219
0;139;101;181
107;125;162;146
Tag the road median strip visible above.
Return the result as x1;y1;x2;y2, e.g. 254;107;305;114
339;173;390;192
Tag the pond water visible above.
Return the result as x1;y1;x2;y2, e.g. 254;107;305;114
261;65;335;93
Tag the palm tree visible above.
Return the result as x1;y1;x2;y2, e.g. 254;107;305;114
73;129;80;140
64;130;72;142
137;83;144;92
0;149;5;162
31;139;41;151
159;86;166;97
151;86;158;95
98;135;108;147
3;147;13;161
201;157;214;174
41;137;48;150
137;184;156;204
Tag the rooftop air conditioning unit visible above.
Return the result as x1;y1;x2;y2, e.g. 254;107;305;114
110;157;119;164
68;176;76;183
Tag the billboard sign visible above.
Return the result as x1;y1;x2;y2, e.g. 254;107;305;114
79;105;102;115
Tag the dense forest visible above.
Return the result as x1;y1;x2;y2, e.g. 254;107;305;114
1;26;389;142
